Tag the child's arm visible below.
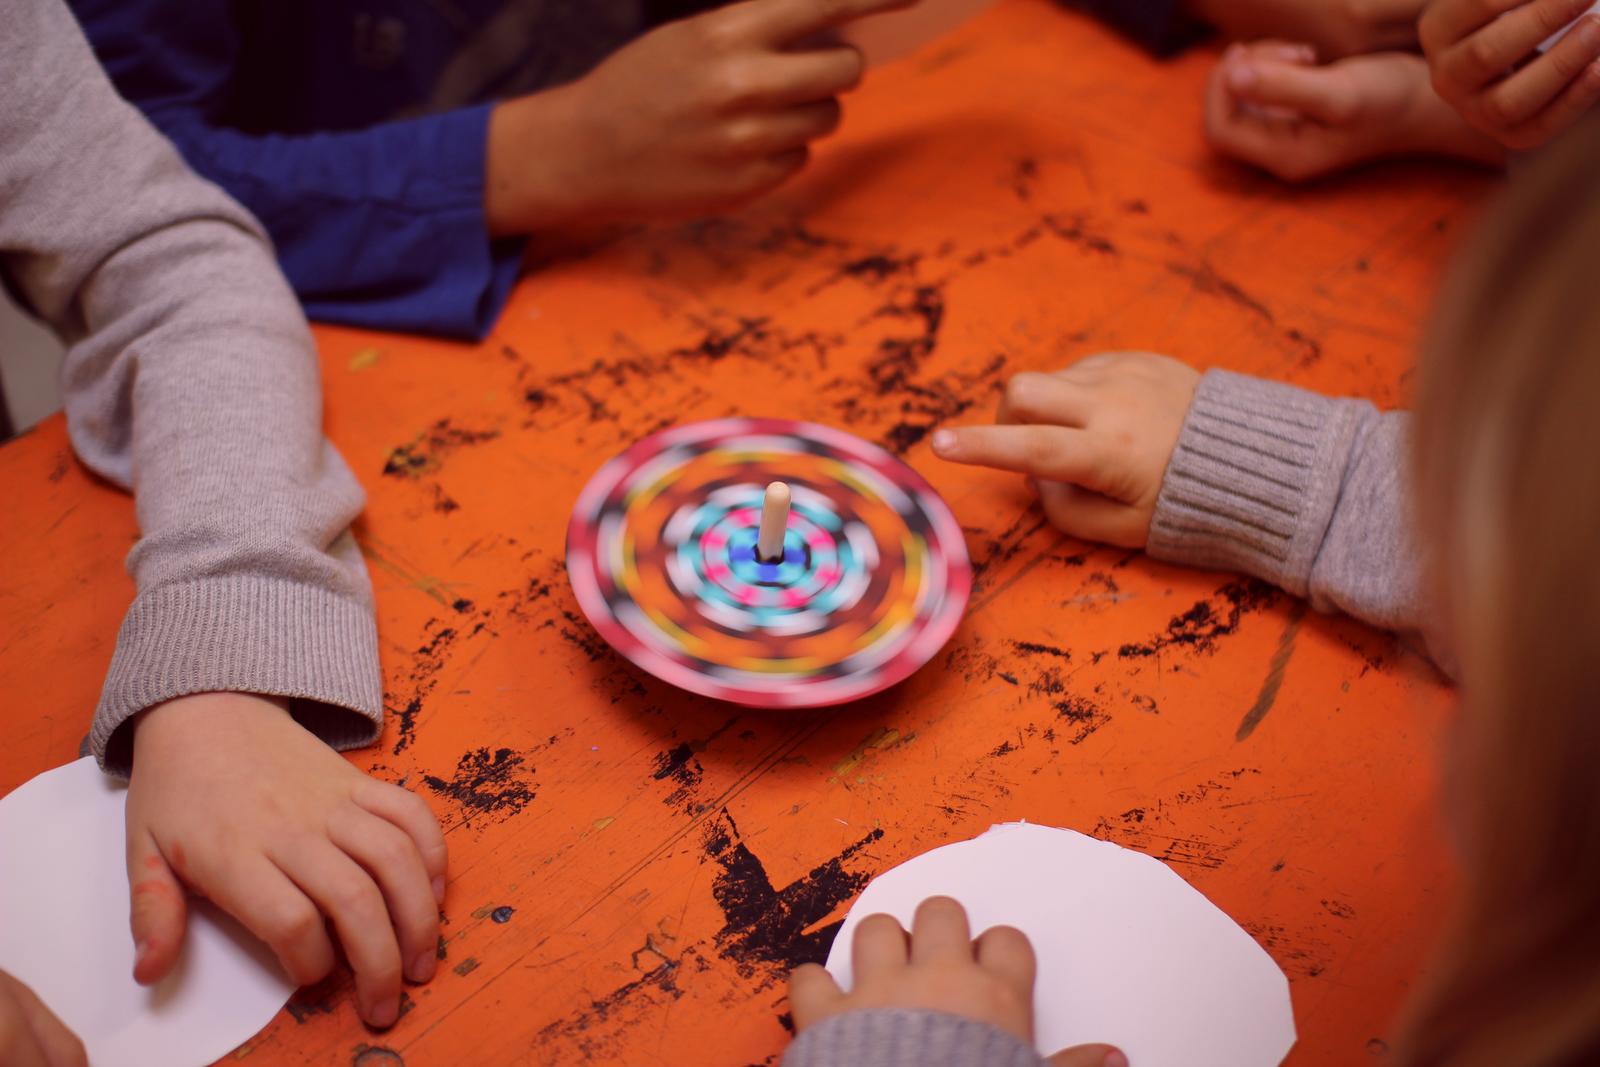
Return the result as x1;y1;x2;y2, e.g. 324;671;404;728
69;0;909;339
69;0;519;340
931;354;1453;673
1;0;444;1027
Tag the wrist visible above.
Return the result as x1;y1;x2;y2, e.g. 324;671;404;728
131;692;291;755
485;88;601;235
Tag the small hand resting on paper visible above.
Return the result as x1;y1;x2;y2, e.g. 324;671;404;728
931;353;1199;549
1205;43;1504;181
125;693;449;1030
788;897;1124;1067
0;971;85;1067
485;0;914;233
1420;0;1600;150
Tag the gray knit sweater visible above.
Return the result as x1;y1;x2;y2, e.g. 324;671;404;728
3;0;383;775
1149;369;1444;671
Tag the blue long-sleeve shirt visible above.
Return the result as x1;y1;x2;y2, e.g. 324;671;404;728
70;0;649;339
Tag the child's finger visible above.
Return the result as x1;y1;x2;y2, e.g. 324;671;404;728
1425;0;1584;52
1036;481;1147;549
0;989;49;1067
973;925;1036;997
786;963;845;1030
753;0;918;47
279;844;404;1028
0;972;86;1067
1000;372;1095;428
1483;17;1600;129
1227;61;1358;125
218;855;338;987
327;808;440;986
1438;0;1596;90
352;781;448;906
908;896;973;966
1045;1044;1128;1067
1514;53;1600;141
124;828;187;985
759;49;865;107
850;913;909;984
722;100;843;156
931;425;1107;488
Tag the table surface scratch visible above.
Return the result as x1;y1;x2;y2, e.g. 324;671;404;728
0;2;1488;1063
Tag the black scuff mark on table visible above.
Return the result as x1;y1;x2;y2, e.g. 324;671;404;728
1166;260;1274;324
382;418;500;480
704;811;884;987
1119;580;1280;661
1236;601;1306;741
422;747;538;829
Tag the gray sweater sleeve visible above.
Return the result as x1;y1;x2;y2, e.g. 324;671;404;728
1147;369;1452;674
783;1010;1046;1067
1;0;383;774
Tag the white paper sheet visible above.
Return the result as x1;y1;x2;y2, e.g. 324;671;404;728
824;823;1296;1067
0;758;295;1067
840;0;994;66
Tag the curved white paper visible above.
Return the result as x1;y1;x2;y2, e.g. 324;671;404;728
0;758;295;1067
840;0;994;66
824;823;1296;1066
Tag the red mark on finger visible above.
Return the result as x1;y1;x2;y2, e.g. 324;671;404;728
130;879;181;901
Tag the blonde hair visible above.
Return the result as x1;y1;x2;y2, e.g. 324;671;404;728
1398;117;1600;1066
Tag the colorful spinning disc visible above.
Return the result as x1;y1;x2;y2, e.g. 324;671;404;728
566;418;971;707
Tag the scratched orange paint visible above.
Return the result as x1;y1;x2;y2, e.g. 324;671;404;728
0;1;1490;1064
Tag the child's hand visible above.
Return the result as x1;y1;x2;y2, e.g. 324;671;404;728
1186;0;1426;59
1204;43;1504;181
485;0;913;233
0;970;85;1067
789;897;1124;1067
1420;0;1600;149
125;693;448;1029
931;353;1199;549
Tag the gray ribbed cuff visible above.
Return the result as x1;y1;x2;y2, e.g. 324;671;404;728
1148;369;1365;596
91;576;383;776
783;1009;1044;1067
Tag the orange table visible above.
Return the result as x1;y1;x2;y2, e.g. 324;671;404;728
0;2;1492;1063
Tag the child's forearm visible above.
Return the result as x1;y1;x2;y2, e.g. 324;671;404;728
0;0;384;773
1149;370;1454;674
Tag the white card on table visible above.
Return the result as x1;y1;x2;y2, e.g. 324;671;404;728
824;822;1296;1067
0;757;295;1067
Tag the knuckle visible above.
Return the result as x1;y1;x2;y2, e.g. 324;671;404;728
1462;34;1501;79
272;899;323;944
713;61;763;108
331;876;380;917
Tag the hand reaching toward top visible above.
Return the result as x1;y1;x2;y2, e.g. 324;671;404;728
932;353;1200;549
485;0;915;232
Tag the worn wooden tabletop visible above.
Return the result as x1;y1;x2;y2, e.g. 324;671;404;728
0;1;1493;1063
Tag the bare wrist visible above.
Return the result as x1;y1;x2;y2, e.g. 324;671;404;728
485;89;597;235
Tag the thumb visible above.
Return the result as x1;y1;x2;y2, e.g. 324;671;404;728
126;829;187;985
1046;1044;1127;1067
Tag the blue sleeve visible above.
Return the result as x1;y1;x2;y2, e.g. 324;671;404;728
70;0;523;340
1063;0;1207;56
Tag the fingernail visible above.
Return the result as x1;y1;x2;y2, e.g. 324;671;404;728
409;951;438;984
132;940;149;977
431;876;446;905
930;430;958;455
1227;64;1258;92
368;995;400;1029
1104;1051;1130;1067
